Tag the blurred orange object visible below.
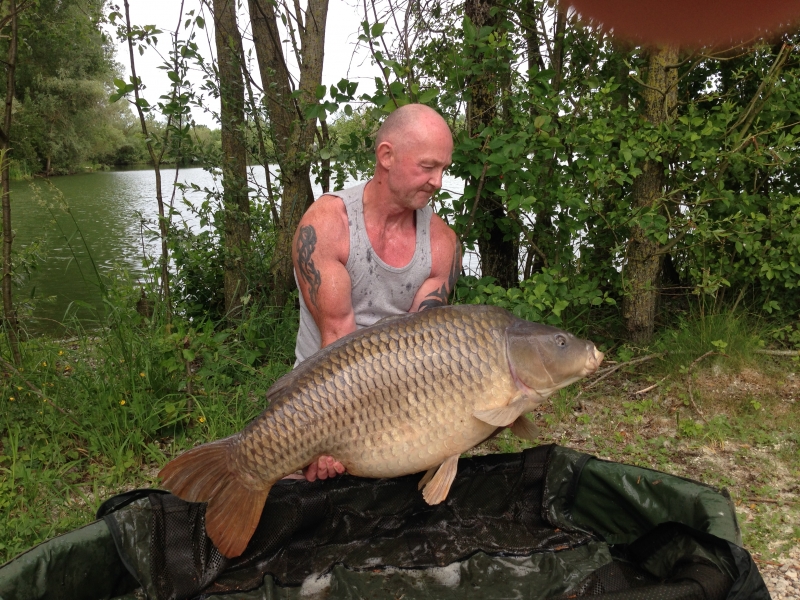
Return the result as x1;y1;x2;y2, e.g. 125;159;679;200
565;0;800;46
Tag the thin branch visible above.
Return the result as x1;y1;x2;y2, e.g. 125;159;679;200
634;376;668;395
363;0;397;106
743;497;800;505
122;0;172;317
282;0;303;69
462;161;489;241
755;349;800;357
578;353;665;397
685;350;724;424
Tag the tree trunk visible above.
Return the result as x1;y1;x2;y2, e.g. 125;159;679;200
249;0;327;308
623;45;678;344
213;0;250;317
465;0;518;289
1;0;21;364
529;7;566;276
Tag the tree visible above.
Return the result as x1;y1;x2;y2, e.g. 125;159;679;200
463;0;519;289
13;0;119;175
249;0;329;308
0;0;21;364
622;45;679;343
356;0;800;339
213;0;250;317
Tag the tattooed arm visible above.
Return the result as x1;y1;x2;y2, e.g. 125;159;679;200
410;214;461;312
292;196;354;483
292;195;356;350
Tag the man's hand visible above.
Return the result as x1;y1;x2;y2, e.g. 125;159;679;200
303;455;346;482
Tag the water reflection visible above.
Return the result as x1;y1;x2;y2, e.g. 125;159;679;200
10;167;465;332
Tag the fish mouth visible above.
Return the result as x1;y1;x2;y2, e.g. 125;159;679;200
582;345;604;376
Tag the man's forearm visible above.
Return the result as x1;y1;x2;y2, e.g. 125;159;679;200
418;242;462;311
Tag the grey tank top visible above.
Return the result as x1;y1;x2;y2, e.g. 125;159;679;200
294;181;433;365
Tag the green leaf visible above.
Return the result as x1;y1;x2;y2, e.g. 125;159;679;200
552;300;569;317
320;148;331;160
487;152;508;165
418;88;439;104
196;16;205;29
315;84;327;100
371;22;385;37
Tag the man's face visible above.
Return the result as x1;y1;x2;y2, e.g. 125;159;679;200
384;120;453;210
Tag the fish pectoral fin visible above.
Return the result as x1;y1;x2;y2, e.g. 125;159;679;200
510;415;540;441
422;455;459;505
418;466;437;490
473;397;530;427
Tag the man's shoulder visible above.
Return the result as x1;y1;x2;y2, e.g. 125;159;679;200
302;194;348;229
295;194;350;264
429;212;458;247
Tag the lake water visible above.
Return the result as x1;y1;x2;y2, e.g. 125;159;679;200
10;167;467;332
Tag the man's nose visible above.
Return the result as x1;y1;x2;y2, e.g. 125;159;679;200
430;169;444;190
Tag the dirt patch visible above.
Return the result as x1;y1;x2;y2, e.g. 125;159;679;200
759;546;800;599
471;359;800;567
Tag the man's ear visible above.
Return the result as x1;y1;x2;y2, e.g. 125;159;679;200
375;140;394;170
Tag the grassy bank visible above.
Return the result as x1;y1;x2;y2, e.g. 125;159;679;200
0;293;298;561
1;301;798;565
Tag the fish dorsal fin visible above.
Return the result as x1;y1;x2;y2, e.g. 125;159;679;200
421;454;459;505
510;415;540;441
265;367;306;405
374;313;408;326
473;396;531;427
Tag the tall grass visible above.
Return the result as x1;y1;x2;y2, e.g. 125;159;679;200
652;308;767;373
0;278;298;562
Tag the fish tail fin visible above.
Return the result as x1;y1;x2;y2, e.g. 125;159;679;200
205;476;270;559
158;438;271;558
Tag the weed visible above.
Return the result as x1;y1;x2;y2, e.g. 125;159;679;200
0;280;297;562
653;311;765;374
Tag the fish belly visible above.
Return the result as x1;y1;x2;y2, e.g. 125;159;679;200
326;395;509;479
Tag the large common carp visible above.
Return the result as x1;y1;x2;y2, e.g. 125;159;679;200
159;305;603;558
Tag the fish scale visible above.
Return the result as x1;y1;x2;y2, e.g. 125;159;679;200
262;308;504;482
159;304;603;558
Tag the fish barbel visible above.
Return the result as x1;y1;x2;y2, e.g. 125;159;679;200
159;305;603;558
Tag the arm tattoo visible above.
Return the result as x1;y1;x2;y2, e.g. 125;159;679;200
296;225;322;309
419;243;462;311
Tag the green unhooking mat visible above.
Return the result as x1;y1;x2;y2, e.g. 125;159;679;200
0;445;770;600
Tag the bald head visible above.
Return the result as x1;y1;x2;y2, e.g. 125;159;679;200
375;104;450;153
370;104;452;210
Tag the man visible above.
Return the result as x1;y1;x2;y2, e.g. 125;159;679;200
291;103;461;482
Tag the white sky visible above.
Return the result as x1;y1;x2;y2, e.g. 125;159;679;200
114;0;383;127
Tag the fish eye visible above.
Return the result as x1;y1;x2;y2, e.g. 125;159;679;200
555;334;567;347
